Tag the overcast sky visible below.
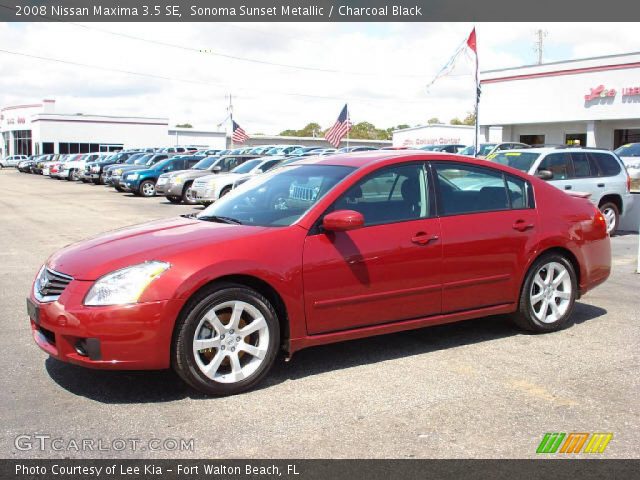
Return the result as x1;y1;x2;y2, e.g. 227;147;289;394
1;22;639;134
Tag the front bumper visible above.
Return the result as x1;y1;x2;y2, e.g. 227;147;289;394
123;179;140;191
28;281;183;370
158;181;184;197
191;185;217;203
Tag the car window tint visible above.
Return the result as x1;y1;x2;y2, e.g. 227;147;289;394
434;162;509;215
539;153;571;180
332;163;428;226
571;153;592;178
506;175;528;209
589;152;621;176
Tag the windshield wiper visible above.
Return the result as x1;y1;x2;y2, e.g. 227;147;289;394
197;215;243;225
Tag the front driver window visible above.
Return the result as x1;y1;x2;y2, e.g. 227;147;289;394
331;163;429;226
539;153;571;180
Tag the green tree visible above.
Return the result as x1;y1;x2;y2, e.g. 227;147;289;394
427;117;442;125
450;118;464;125
462;112;476;125
175;123;193;128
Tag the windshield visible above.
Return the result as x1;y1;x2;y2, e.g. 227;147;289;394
192;157;216;169
198;165;354;227
614;144;640;157
134;155;152;165
488;151;541;172
231;159;262;174
152;159;172;170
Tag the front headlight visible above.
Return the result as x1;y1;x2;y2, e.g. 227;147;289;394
115;169;123;175
84;261;170;306
128;173;139;180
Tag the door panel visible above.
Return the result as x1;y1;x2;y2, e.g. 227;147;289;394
440;210;538;312
303;219;442;334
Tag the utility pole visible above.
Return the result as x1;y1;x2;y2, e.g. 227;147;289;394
534;29;548;65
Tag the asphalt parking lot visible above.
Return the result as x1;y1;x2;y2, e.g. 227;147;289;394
1;168;638;459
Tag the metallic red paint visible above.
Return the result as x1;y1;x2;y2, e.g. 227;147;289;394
29;152;611;368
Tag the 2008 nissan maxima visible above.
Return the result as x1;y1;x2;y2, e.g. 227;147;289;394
27;151;611;395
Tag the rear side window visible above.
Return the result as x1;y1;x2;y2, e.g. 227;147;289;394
539;153;571;180
506;176;528;209
571;152;592;178
589;152;621;176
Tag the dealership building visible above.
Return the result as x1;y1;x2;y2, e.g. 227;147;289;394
0;100;226;157
479;51;640;149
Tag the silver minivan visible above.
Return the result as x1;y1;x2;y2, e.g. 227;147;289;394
488;147;633;233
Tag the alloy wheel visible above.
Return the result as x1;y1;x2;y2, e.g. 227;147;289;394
602;207;617;234
141;182;155;196
192;300;269;384
530;261;572;323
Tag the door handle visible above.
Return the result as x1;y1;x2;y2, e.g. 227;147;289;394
564;185;572;190
597;183;605;188
411;232;439;245
513;219;534;232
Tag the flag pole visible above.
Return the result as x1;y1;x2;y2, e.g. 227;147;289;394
228;93;234;150
473;28;480;157
346;103;349;149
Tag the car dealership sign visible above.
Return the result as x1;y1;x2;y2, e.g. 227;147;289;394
585;84;640;103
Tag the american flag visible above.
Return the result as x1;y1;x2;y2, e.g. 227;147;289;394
232;120;249;144
324;104;352;148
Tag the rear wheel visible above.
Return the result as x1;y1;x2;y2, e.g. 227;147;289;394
511;253;577;333
69;169;79;181
599;202;619;235
139;180;156;197
172;284;280;396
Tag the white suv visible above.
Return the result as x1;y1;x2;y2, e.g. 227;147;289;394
0;155;28;168
488;147;632;233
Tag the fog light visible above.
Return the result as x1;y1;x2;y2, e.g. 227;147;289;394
75;340;88;357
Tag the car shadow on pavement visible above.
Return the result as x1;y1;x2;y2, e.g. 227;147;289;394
44;302;607;403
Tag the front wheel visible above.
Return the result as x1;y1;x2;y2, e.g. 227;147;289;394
69;169;79;181
182;183;197;205
139;180;156;197
511;253;577;333
599;202;619;235
172;284;280;396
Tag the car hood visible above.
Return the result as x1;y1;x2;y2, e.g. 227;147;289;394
125;168;155;177
115;165;148;174
173;169;213;180
620;156;640;165
47;216;268;280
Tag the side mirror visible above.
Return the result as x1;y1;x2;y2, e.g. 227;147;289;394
163;168;170;172
536;169;554;180
212;166;222;173
322;210;365;232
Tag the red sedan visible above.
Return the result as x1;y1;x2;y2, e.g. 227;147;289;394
27;152;611;395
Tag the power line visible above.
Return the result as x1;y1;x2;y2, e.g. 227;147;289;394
0;47;428;106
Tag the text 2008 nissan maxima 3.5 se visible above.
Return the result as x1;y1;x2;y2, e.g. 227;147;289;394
27;152;611;395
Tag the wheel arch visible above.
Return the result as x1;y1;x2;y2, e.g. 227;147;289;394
522;246;581;299
172;273;291;355
598;193;623;214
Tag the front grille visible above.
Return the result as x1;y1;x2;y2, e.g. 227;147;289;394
35;267;73;302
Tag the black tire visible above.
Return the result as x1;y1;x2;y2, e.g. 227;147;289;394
182;182;197;205
220;186;232;198
511;253;577;333
172;283;280;396
167;196;182;204
114;185;124;192
138;180;156;197
68;169;79;181
598;202;619;235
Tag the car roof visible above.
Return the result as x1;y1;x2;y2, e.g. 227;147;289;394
289;150;485;169
501;147;613;154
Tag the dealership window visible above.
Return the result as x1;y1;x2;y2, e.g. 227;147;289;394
565;133;586;146
614;129;640;148
12;130;32;155
42;142;54;154
2;132;9;156
519;134;545;145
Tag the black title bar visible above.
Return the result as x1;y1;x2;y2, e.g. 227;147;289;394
1;0;640;21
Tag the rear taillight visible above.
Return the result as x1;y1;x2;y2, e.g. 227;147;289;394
594;207;607;234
